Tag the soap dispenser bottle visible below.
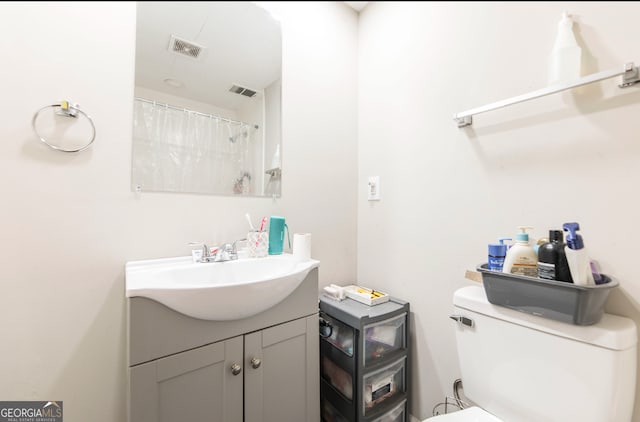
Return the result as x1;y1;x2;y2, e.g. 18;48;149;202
538;230;573;282
562;222;595;286
548;11;582;84
488;237;511;272
502;226;538;277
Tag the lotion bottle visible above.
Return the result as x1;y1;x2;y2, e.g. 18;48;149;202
562;222;595;286
502;226;538;277
548;11;582;84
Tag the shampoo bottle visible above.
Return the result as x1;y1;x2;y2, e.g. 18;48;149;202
502;226;538;277
548;11;582;84
488;237;511;272
562;222;595;286
537;230;573;282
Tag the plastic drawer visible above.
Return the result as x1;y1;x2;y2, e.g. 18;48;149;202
322;356;353;400
321;378;355;421
363;313;406;365
322;397;350;422
371;399;406;422
362;356;406;416
321;312;355;357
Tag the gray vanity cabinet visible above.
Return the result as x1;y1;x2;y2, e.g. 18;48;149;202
127;267;320;422
129;336;243;422
130;316;317;422
245;315;319;422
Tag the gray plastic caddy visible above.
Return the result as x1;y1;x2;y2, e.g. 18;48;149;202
477;264;619;326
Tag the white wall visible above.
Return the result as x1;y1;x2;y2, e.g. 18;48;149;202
358;2;640;420
0;2;357;421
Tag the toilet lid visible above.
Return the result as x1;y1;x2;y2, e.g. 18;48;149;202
424;406;503;422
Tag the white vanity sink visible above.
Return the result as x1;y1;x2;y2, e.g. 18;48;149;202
126;254;319;320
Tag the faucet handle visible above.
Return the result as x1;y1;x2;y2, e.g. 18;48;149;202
214;242;240;261
188;242;211;258
232;238;247;250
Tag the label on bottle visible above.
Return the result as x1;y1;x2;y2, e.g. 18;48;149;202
511;263;537;277
488;256;505;271
538;262;556;280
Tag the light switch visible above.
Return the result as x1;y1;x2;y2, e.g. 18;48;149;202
367;176;380;201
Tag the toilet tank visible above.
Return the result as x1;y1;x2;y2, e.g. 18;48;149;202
452;286;637;422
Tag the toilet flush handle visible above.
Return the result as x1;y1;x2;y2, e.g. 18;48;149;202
449;314;474;327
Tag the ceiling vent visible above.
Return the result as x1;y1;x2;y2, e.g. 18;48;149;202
229;84;257;98
168;35;205;59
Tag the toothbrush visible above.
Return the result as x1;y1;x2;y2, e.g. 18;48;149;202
255;216;267;248
245;213;256;231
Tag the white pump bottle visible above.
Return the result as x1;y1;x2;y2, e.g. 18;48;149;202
548;11;582;85
502;226;538;277
562;222;595;286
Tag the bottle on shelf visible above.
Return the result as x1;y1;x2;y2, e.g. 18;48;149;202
538;229;573;282
562;222;595;286
548;11;582;85
502;226;538;277
488;237;511;272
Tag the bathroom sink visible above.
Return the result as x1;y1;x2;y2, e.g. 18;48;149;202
126;254;319;320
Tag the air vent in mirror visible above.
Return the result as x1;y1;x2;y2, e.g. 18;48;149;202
168;35;205;59
229;84;257;98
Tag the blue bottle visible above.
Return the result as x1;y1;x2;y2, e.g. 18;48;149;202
488;237;511;271
268;216;289;255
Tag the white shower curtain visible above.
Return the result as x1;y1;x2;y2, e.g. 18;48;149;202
132;98;256;195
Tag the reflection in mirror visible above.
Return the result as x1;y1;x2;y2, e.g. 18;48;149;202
132;2;282;197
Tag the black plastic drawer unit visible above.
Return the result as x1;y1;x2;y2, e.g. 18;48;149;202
320;295;410;422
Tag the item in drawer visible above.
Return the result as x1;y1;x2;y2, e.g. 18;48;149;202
363;357;405;413
326;324;354;356
368;325;397;346
371;399;406;422
365;375;396;407
364;315;405;362
322;356;353;400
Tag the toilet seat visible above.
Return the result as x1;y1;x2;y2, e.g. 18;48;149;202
423;406;503;422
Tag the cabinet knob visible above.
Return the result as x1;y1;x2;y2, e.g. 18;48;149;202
251;357;261;369
230;363;242;376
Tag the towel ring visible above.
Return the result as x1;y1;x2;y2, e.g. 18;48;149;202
32;101;96;153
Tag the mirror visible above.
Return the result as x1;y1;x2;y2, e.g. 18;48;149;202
132;2;282;197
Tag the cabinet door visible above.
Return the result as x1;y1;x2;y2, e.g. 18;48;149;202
129;336;243;422
244;314;320;422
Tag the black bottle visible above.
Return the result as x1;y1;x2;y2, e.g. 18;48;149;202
537;230;573;282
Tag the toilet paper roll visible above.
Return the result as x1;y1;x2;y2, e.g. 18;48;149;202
293;233;312;262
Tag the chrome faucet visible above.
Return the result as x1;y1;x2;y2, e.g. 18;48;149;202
213;242;238;262
189;239;244;263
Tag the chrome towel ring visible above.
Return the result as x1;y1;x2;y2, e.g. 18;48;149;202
32;101;96;153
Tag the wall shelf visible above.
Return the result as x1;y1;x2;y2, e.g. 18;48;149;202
453;62;640;128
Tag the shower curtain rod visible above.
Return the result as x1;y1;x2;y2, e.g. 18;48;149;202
134;97;259;129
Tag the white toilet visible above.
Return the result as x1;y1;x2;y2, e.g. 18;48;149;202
424;286;637;422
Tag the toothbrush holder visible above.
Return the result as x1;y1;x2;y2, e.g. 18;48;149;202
248;231;269;258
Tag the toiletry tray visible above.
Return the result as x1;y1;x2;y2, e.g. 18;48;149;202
476;264;618;326
343;285;390;306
